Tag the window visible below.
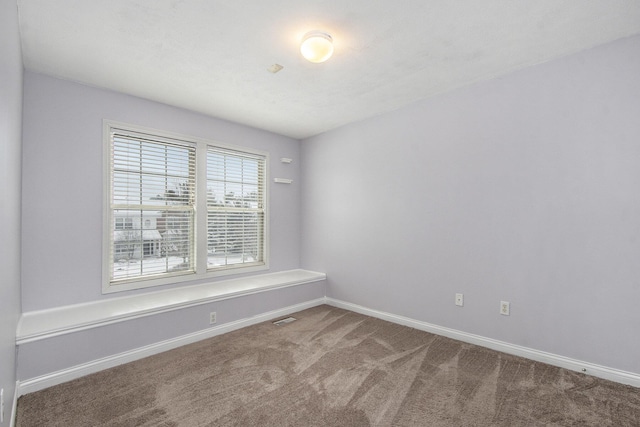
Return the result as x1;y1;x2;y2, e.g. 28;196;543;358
207;148;265;269
104;121;268;293
115;217;133;230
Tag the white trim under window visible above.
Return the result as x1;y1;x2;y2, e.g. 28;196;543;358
103;120;269;293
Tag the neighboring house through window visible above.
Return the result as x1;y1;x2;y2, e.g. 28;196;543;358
115;217;133;230
103;121;268;293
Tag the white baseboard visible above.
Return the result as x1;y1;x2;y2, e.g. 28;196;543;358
17;298;326;396
9;381;18;427
17;296;640;400
325;298;640;388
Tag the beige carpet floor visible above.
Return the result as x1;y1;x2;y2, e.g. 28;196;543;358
16;305;640;426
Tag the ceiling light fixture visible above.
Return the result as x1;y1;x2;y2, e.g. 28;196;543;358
300;31;333;63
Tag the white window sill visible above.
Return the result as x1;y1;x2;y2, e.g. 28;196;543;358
17;269;326;344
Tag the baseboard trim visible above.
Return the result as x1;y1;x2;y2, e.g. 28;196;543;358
17;297;326;396
9;381;18;427
18;296;639;398
325;298;640;388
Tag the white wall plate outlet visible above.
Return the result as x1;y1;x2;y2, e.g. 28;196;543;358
455;293;464;307
209;312;217;324
500;301;510;316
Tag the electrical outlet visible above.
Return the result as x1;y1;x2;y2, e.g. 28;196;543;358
500;301;510;316
455;293;464;307
209;312;217;324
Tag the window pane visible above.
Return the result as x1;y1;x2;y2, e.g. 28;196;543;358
206;147;265;271
207;211;263;267
111;209;194;282
110;130;196;285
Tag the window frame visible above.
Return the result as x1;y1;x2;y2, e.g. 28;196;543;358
102;120;269;294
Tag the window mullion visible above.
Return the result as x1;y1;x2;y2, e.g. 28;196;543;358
195;142;208;275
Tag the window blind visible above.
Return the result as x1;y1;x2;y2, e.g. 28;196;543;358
109;130;196;283
206;147;265;269
104;121;269;292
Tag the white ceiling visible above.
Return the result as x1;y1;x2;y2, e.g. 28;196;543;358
17;1;640;139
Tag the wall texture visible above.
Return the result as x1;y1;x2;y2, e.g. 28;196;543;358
0;0;23;423
21;72;303;311
301;34;640;374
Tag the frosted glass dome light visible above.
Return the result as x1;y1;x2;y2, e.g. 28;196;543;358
300;31;334;63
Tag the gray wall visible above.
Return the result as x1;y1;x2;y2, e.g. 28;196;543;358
301;35;640;374
0;0;23;423
21;72;303;311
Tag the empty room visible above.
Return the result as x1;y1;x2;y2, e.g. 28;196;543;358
2;1;640;425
